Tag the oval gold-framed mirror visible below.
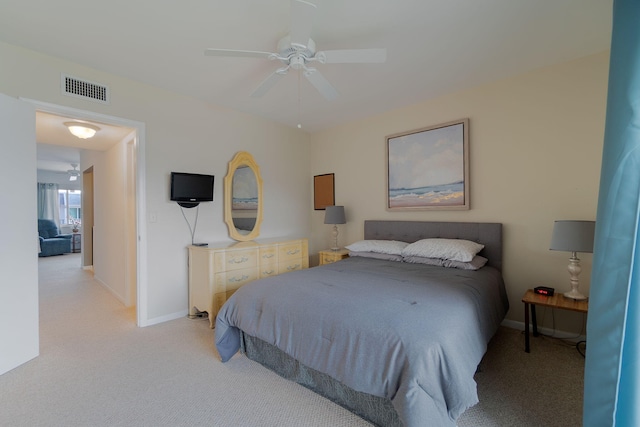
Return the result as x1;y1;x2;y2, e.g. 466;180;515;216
224;151;263;241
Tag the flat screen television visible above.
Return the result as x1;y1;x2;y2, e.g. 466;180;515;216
170;172;214;206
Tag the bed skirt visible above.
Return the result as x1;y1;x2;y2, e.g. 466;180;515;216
241;332;402;427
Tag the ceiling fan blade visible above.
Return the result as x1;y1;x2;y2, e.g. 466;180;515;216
290;0;316;48
304;69;338;100
318;48;387;64
250;70;286;98
204;48;273;59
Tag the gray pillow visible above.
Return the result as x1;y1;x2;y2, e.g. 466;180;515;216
348;251;403;262
402;255;488;271
402;256;444;267
443;256;488;270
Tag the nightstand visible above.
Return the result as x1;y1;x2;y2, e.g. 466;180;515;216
71;233;81;253
319;249;349;265
522;289;588;353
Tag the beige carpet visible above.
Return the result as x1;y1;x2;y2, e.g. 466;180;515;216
0;254;584;426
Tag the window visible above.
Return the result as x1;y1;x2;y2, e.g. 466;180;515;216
58;189;82;226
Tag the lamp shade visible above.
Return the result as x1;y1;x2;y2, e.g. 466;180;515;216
324;205;346;225
550;220;596;253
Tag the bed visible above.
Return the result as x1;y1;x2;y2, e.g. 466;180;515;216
215;220;509;426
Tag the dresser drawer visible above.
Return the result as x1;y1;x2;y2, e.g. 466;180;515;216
278;241;304;262
214;248;258;271
259;263;278;278
259;246;278;264
214;267;259;292
278;260;304;274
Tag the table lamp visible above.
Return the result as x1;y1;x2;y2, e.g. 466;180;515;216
324;205;346;251
549;220;596;300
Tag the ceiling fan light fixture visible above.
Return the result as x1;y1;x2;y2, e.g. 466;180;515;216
204;0;386;102
68;163;80;181
64;122;100;139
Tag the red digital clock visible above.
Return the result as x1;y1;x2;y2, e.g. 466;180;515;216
534;286;555;296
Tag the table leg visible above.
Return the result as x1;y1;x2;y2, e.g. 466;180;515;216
524;302;530;353
531;305;538;337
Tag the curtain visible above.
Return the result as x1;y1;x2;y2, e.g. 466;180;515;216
37;182;60;225
583;0;640;425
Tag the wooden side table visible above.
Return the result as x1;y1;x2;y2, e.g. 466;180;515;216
522;289;588;352
319;249;349;265
71;233;81;253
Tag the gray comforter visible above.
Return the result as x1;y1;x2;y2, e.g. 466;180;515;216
215;257;509;426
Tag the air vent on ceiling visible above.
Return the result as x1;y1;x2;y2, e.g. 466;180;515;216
61;74;110;104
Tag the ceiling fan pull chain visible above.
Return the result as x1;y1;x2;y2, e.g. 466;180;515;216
297;70;303;129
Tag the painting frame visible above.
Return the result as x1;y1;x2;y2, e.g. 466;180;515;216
386;118;469;211
314;173;335;210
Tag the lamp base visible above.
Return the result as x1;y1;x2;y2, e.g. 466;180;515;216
563;289;588;301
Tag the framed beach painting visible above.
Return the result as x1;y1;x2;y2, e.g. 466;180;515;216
386;118;469;210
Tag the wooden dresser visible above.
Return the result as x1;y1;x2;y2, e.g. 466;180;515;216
188;238;308;327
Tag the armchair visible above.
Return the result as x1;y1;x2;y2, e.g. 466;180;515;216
38;219;72;257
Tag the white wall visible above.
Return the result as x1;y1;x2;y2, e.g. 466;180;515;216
310;51;609;332
0;93;39;374
0;41;311;325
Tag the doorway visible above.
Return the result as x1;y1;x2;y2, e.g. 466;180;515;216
29;98;147;326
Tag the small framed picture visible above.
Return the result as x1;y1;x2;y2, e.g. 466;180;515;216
314;173;335;210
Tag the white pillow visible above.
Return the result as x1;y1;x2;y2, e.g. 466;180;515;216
345;240;408;255
401;238;484;263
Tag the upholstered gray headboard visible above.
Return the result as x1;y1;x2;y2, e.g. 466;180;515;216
364;220;503;271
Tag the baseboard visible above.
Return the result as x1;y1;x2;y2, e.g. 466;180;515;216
501;319;586;343
141;310;188;327
94;276;126;305
93;273;187;327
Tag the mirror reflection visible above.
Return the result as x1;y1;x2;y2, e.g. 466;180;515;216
224;151;263;241
231;166;258;234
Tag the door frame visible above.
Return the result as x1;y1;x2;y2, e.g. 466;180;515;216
25;98;149;327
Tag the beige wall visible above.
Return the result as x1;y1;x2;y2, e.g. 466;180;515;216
310;51;609;331
83;137;130;305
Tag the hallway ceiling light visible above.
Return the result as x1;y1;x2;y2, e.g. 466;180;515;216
64;121;100;139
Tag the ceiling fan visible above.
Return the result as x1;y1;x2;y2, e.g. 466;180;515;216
204;0;387;100
68;164;80;181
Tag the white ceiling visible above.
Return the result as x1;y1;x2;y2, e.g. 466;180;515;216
2;0;612;135
35;111;135;172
